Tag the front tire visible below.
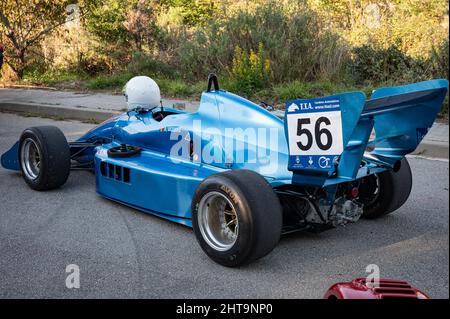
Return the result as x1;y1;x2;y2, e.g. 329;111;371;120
359;158;413;219
192;170;282;267
19;126;70;191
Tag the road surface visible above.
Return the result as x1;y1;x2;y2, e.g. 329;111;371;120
0;112;448;298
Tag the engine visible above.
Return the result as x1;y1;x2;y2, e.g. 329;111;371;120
276;184;364;234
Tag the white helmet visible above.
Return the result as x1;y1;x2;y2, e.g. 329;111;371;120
124;76;161;111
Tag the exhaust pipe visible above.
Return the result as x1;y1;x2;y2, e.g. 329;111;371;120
392;159;402;172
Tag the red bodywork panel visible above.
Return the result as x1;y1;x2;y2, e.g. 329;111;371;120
324;278;430;299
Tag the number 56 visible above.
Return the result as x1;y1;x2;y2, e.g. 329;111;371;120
297;117;333;151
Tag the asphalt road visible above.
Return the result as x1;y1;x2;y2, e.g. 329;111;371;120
0;112;448;299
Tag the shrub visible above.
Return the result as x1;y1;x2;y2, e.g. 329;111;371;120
351;44;423;84
157;78;204;97
350;41;449;115
176;29;212;80
272;81;355;103
125;51;175;77
23;69;82;86
428;40;449;115
175;1;349;83
228;43;270;95
86;72;205;97
77;55;111;76
428;39;449;80
86;72;134;89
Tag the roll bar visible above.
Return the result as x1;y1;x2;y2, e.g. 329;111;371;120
206;73;220;92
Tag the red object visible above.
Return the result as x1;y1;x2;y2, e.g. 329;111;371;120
323;278;430;299
0;44;4;52
349;187;359;199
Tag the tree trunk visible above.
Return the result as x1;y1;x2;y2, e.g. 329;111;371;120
16;67;24;79
14;49;26;79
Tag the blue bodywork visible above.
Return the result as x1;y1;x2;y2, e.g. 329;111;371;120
1;79;448;227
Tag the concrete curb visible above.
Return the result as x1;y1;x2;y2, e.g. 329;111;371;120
0;102;119;123
412;141;449;159
1;101;448;159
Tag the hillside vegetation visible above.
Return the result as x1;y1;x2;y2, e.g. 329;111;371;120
1;0;448;113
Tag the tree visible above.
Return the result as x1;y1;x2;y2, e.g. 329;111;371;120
123;0;158;50
160;0;216;26
85;0;159;53
308;0;448;57
0;0;94;78
84;0;128;46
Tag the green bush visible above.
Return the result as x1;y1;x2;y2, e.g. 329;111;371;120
431;40;449;114
350;41;449;114
165;0;217;27
23;68;84;86
176;29;211;80
126;51;175;77
77;55;112;76
428;40;449;80
272;81;356;103
86;72;204;97
86;72;134;89
157;78;204;97
176;1;349;83
351;44;424;84
228;43;270;95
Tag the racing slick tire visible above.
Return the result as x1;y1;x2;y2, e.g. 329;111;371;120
359;158;412;219
19;126;70;191
192;170;282;267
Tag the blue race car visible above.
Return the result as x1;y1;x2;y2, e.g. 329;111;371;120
1;74;448;266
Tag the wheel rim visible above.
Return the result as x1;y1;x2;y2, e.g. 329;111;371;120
197;191;239;251
21;138;41;180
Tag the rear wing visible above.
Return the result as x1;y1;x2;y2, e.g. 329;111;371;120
363;79;448;159
284;79;448;187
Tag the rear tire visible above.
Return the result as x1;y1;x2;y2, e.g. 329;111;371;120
192;170;282;267
360;158;412;219
19;126;70;191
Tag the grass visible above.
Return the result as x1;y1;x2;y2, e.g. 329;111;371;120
230;80;374;109
86;73;133;90
85;73;205;98
22;70;86;86
271;81;359;103
11;70;449;116
157;78;205;97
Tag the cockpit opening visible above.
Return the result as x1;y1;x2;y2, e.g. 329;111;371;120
152;110;179;122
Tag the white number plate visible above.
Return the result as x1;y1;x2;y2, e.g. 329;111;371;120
285;97;344;170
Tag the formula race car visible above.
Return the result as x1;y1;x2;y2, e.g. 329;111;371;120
1;74;448;266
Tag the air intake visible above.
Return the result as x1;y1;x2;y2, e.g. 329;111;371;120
100;161;130;183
